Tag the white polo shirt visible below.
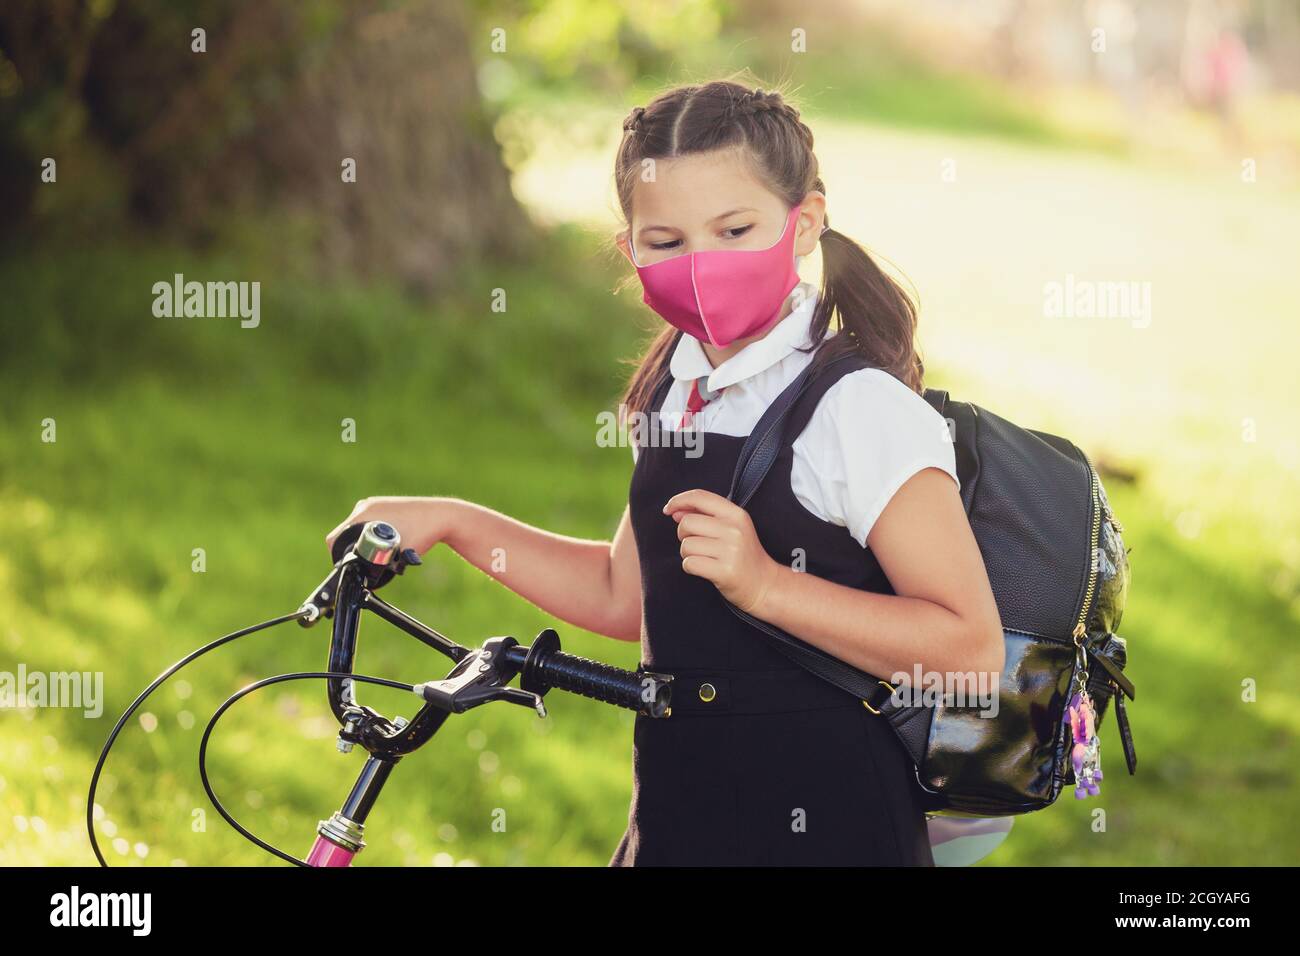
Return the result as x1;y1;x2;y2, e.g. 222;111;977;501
631;281;960;547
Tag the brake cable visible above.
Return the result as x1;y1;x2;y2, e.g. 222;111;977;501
198;671;417;867
86;610;308;866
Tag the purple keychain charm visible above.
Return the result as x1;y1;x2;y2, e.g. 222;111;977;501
1064;689;1103;798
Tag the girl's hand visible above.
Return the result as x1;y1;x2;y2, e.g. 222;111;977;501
664;489;781;615
325;496;461;557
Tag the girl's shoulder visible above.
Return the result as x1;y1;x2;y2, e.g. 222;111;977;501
810;364;951;441
792;364;960;545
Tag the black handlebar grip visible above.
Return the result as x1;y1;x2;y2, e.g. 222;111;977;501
519;629;672;718
330;522;367;564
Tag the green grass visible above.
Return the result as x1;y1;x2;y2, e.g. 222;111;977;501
785;46;1116;152
0;232;655;866
1;218;1296;865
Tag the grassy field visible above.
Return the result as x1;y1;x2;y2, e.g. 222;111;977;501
2;102;1298;865
0;233;655;866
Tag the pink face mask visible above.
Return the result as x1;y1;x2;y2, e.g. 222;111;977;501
627;204;802;348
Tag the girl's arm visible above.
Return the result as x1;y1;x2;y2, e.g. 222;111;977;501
326;497;643;642
665;470;1005;680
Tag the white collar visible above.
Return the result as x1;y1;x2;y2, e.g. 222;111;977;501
668;281;820;393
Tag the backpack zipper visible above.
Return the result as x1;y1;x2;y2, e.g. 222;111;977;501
1069;457;1139;778
1073;459;1134;700
1071;461;1103;642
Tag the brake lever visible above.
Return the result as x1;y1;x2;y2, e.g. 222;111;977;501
498;687;548;717
412;679;547;718
411;638;545;717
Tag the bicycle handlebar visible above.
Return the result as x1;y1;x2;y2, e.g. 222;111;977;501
89;518;674;868
311;522;673;747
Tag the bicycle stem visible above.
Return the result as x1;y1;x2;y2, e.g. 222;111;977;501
308;754;397;866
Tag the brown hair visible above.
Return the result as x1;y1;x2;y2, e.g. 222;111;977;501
614;79;924;419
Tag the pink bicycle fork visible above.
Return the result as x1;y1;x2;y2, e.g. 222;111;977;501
306;811;365;867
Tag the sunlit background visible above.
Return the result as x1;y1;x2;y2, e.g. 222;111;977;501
1;0;1297;866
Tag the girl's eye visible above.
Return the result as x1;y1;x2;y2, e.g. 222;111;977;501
648;225;753;252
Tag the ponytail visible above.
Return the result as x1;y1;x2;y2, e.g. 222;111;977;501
806;216;923;393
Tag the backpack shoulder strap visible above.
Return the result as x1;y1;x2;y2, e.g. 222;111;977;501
723;350;932;762
922;387;948;416
727;351;866;507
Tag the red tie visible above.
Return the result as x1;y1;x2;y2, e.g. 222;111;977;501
680;378;721;428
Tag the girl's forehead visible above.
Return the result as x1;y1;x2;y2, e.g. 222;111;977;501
629;151;775;225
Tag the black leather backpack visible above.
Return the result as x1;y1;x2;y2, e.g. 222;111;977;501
725;353;1137;817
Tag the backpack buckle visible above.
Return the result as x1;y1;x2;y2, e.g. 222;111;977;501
862;680;897;715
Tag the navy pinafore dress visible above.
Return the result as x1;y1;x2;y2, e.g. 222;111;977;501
609;359;935;866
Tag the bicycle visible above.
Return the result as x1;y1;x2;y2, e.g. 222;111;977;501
86;520;676;867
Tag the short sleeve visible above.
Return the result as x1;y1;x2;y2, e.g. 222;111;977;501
790;368;960;547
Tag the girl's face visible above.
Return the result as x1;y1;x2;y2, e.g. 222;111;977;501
617;149;825;268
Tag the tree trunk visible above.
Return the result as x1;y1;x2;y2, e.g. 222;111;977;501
252;1;534;293
2;0;533;293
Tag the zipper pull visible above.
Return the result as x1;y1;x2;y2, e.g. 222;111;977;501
1087;644;1135;700
1114;692;1138;774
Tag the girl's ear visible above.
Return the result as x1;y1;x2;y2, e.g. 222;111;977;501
615;233;633;263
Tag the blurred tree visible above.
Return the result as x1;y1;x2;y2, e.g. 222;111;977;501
0;0;532;294
469;0;725;85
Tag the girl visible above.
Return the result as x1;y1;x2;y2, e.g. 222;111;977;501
327;80;1004;866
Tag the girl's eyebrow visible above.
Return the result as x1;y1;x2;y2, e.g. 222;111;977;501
638;207;759;237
